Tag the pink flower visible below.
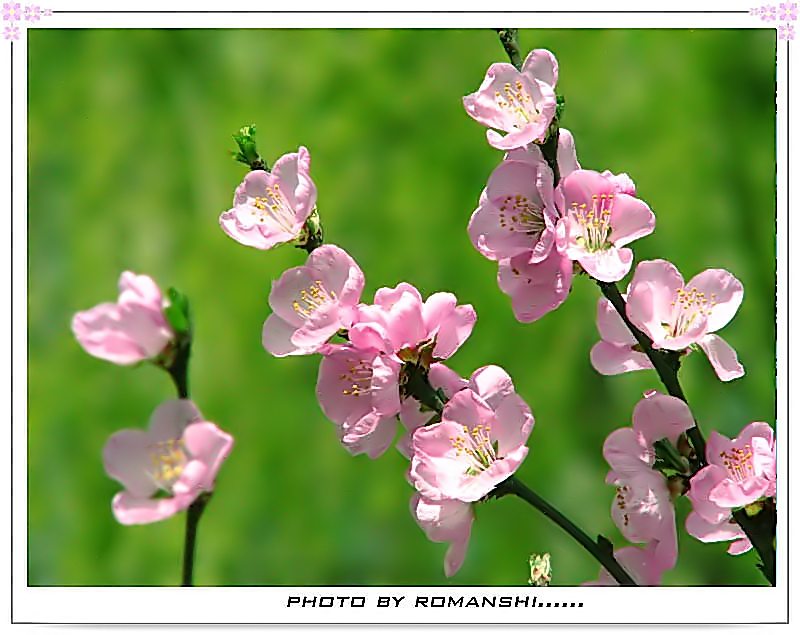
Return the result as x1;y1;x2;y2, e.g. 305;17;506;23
316;344;401;458
583;541;668;586
3;23;18;38
463;49;558;150
761;5;777;20
23;4;39;20
496;247;573;323
778;23;796;40
685;512;752;556
411;493;474;577
2;3;21;21
505;127;581;180
102;400;233;525
689;422;775;513
602;391;695;569
72;271;174;365
349;283;476;362
410;384;534;502
468;154;558;263
590;293;654;376
262;245;364;357
779;2;798;20
219;146;317;250
554;169;655;282
626;260;745;381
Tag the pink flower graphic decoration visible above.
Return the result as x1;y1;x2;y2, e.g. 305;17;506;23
103;400;234;525
2;3;21;21
3;24;18;39
24;4;39;21
779;23;796;39
780;2;798;20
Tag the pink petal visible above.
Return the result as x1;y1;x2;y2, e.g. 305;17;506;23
467;364;515;408
422;292;457;334
608;194;655;247
307;244;365;308
578;246;633;283
491;393;534;456
590;341;653;375
111;491;194;525
686;269;743;333
497;249;573;323
102;429;158;499
341;411;397;459
432;304;476;359
290;306;342;350
522;48;558;88
268;266;316;327
626;260;685;344
603;428;653;475
429;363;468;399
697;334;744;381
686;464;732;524
632;391;694;446
271;146;317;220
182;422;234;492
148;399;202;442
262;312;308;357
556;128;581;178
315;346;375;426
118;271;163;308
219;208;291;250
596;296;638;346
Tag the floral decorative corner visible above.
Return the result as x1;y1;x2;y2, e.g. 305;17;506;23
751;3;798;40
3;4;53;41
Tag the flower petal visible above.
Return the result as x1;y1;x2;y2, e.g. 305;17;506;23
686;269;743;333
697;334;744;381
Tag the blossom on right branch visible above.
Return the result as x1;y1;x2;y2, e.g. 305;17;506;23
626;259;745;381
463;49;558;150
219;146;317;250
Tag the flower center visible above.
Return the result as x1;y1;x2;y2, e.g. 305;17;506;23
251;183;296;232
148;439;188;491
340;359;372;397
664;287;715;338
292;280;337;319
450;423;498;476
571;194;614;252
498;194;545;236
494;80;540;129
719;444;754;482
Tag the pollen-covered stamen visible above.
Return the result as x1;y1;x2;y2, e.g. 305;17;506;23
148;439;188;491
616;485;631;527
665;287;716;338
450;423;498;476
251;183;296;231
572;194;614;252
494;79;541;130
340;359;373;397
292;280;338;318
498;194;546;236
719;444;755;482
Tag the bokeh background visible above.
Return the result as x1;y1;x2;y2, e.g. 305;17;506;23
28;28;776;586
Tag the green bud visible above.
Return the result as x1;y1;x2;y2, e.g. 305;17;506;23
164;287;192;337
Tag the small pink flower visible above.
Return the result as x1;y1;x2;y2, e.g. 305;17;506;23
410;385;534;503
262;244;364;357
688;422;775;513
554;169;655;282
778;23;796;40
496;247;573;323
463;49;558;150
583;541;668;586
779;2;798;20
71;271;174;365
590;293;654;376
23;4;39;20
349;283;476;362
468;155;558;263
219;146;317;250
504;127;581;180
3;23;17;38
762;5;777;20
2;3;21;21
103;400;233;525
411;493;474;577
626;259;745;381
316;343;401;459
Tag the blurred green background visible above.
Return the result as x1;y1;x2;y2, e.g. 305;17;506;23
28;28;776;586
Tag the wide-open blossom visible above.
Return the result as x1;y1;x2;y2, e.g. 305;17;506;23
349;283;476;363
219;146;316;250
626;260;744;381
463;49;558;150
411;493;474;577
602;391;695;569
410;384;534;502
103;400;233;525
468;155;557;263
262;244;364;357
583;541;667;586
72;271;173;365
316;343;401;459
554;169;655;282
590;293;654;376
497;247;573;323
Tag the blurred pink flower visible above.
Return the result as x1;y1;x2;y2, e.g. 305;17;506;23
219;146;316;250
626;259;744;381
71;271;173;365
410;384;534;503
463;49;558;150
103;400;233;525
262;244;364;357
554;169;655;282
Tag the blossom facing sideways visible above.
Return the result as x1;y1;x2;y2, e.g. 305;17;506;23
410;382;534;503
72;271;173;365
626;260;744;381
554;169;655;282
463;49;558;150
219;146;317;250
102;400;233;525
262;244;365;357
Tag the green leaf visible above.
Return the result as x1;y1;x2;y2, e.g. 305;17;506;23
164;287;191;336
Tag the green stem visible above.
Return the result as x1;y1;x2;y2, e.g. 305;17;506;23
495;29;523;71
182;492;211;586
